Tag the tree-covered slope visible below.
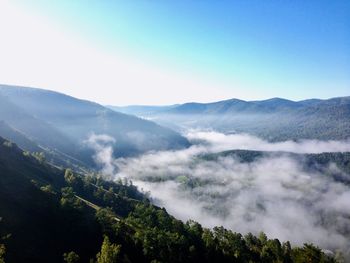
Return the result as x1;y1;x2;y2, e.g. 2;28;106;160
0;85;190;157
0;119;93;172
0;121;41;153
0;137;340;262
0;136;100;262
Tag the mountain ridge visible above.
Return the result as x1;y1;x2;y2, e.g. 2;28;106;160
0;84;190;167
109;95;350;141
109;96;350;116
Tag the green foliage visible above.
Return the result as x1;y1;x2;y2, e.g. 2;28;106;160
63;251;80;263
96;236;121;263
60;187;84;210
120;202;338;263
95;208;119;236
65;169;76;184
40;184;56;194
291;243;331;263
0;135;342;262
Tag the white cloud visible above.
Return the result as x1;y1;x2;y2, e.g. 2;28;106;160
84;133;116;176
115;151;350;255
109;131;350;255
186;130;350;153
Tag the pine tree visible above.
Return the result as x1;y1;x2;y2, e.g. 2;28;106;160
96;236;121;263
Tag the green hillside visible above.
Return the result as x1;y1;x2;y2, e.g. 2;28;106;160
0;137;340;262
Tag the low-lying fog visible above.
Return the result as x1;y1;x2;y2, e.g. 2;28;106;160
87;131;350;255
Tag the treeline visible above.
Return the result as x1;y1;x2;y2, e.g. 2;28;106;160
39;169;342;263
98;203;341;263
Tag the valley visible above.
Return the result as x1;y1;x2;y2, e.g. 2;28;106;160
1;86;349;262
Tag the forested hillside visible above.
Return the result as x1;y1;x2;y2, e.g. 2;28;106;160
0;85;190;165
0;137;340;262
112;97;350;141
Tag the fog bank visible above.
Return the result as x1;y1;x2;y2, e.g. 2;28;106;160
88;131;350;255
186;130;350;153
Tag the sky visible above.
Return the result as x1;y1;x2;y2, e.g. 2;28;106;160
0;0;349;105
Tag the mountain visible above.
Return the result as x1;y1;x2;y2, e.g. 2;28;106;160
0;120;41;152
0;119;91;171
0;135;130;262
0;92;76;154
0;136;337;262
0;136;91;262
107;105;179;116
113;98;302;116
112;96;350;141
0;85;190;162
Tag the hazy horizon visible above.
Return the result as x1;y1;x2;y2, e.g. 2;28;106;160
1;83;349;107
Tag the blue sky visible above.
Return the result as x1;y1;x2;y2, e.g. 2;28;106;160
0;0;349;105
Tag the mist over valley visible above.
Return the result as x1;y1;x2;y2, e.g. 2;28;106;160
0;1;349;261
87;130;350;256
1;85;350;262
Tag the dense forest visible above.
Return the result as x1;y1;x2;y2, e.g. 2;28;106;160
0;136;345;262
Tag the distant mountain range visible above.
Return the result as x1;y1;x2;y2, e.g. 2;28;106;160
0;85;189;168
1;83;349;170
0;85;348;262
109;96;350;141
